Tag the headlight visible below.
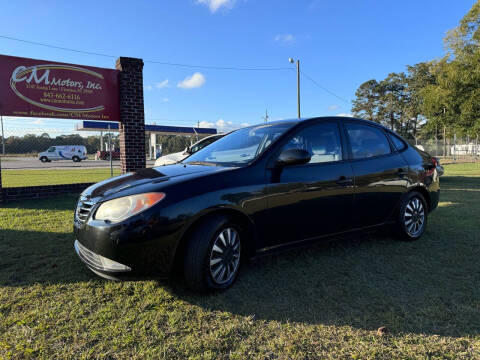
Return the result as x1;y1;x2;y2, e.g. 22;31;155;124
95;192;165;223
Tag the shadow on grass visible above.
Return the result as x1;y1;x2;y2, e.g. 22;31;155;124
173;186;480;337
0;228;94;286
0;194;78;211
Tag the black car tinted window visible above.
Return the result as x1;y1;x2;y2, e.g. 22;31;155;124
346;123;391;159
387;132;407;151
281;122;342;164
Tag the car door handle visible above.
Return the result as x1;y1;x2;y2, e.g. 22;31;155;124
336;176;353;186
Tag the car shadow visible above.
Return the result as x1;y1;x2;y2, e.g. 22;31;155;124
171;199;479;338
0;194;78;211
0;228;95;286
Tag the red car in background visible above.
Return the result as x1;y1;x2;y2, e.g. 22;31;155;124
97;150;120;160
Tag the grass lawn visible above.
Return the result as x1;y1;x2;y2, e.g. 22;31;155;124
1;168;121;187
0;164;479;359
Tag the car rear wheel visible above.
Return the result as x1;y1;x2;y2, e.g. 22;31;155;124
72;156;81;162
395;191;427;241
184;215;242;292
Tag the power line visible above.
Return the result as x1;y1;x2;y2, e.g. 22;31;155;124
0;35;293;71
0;35;350;102
300;70;350;104
0;35;116;59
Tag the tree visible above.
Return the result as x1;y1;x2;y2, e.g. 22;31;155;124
404;62;436;137
377;72;407;133
351;79;380;122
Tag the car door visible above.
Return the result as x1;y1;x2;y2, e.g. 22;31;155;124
344;121;409;228
263;120;355;248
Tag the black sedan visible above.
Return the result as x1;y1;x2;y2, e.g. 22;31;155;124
74;117;440;292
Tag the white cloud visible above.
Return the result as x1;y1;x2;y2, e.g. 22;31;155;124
216;119;233;128
240;122;250;127
177;72;206;89
144;85;153;91
274;34;295;44
30;119;45;125
198;121;214;128
196;0;236;13
328;105;339;111
162;98;170;103
336;113;353;117
156;79;170;88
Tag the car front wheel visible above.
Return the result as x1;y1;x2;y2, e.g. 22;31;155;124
184;215;242;292
40;156;48;163
395;191;427;241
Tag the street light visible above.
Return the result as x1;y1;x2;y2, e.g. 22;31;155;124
289;58;300;119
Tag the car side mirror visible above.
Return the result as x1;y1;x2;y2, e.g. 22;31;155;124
276;148;311;167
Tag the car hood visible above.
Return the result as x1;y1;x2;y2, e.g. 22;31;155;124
81;164;230;200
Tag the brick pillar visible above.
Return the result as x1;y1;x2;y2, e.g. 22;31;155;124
115;57;146;173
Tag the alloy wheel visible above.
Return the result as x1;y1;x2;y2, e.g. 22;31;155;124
404;197;425;237
209;227;241;285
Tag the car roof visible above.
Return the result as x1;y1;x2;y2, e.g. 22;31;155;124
255;116;392;132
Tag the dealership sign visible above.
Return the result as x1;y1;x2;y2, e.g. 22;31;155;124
0;54;119;120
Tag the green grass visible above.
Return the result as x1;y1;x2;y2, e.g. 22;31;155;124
0;164;479;359
1;168;121;187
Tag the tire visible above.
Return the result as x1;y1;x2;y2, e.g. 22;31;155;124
72;156;80;162
40;156;48;163
394;191;428;241
184;215;242;292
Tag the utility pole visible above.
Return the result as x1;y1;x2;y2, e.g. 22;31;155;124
197;120;200;128
262;109;269;123
443;107;446;159
0;116;4;156
289;58;301;119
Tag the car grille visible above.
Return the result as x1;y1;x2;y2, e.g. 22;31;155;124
76;199;95;223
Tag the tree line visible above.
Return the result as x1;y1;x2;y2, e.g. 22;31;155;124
1;133;192;156
352;1;480;140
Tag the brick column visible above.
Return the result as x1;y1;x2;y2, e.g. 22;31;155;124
115;57;146;173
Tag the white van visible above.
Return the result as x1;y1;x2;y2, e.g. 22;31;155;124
38;145;87;162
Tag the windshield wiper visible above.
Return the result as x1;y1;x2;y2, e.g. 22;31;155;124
185;161;220;166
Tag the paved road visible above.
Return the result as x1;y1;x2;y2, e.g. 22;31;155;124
1;157;157;170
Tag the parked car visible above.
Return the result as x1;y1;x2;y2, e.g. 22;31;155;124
39;145;87;162
432;157;444;176
97;150;120;160
74;117;440;292
154;133;225;166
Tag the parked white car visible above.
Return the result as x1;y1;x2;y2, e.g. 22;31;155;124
154;134;224;166
38;145;87;162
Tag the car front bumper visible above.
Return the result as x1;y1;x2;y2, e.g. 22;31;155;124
74;240;131;280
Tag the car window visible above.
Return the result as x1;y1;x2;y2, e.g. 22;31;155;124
387;132;407;151
346;123;391;159
185;122;296;166
191;136;219;153
281;122;343;164
48;147;55;152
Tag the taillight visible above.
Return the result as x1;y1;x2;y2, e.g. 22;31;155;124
431;157;439;167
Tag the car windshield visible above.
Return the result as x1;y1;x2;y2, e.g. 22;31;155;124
183;122;296;166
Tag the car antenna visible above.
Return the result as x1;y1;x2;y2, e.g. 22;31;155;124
262;109;269;123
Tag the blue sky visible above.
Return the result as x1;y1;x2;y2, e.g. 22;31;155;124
0;0;475;134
